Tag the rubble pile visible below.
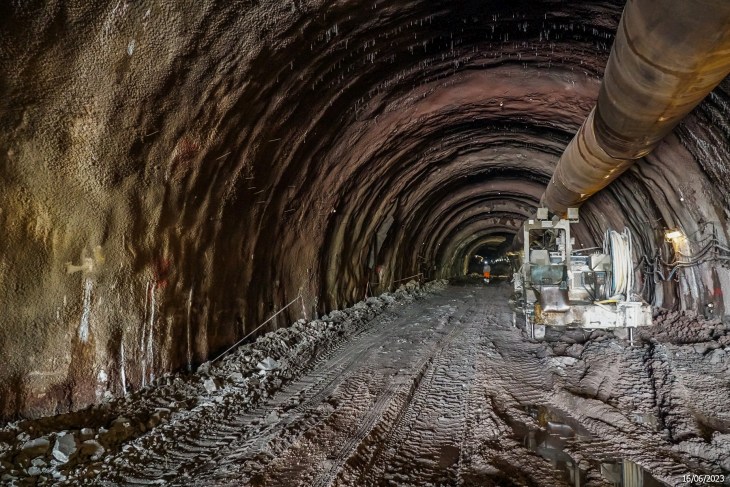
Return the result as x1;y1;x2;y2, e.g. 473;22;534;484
0;280;446;485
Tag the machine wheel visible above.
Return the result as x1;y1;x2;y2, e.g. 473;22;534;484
534;324;546;340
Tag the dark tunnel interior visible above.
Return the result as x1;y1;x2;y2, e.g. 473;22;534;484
1;0;730;447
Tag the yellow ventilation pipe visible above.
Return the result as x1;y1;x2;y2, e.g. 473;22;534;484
542;0;730;216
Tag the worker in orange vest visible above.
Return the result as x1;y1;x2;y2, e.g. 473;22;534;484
483;262;491;284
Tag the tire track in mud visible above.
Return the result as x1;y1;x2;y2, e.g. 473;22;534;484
314;302;478;487
176;298;463;486
353;315;469;484
94;306;418;485
455;305;491;487
329;296;482;487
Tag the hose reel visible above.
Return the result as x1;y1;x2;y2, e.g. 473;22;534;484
604;228;633;300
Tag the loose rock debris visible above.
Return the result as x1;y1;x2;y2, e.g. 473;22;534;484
0;280;445;485
1;282;729;486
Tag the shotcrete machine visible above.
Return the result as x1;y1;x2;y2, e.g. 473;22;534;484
513;208;652;340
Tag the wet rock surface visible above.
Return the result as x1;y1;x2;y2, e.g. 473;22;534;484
2;0;730;424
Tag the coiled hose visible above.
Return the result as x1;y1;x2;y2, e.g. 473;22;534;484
604;229;633;300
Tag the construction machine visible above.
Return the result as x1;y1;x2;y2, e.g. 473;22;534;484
513;208;652;340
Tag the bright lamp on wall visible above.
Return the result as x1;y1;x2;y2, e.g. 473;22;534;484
665;228;684;241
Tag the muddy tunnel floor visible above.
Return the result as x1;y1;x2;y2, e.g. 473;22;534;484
2;283;730;486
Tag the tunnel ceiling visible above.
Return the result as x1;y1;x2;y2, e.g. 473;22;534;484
1;0;729;419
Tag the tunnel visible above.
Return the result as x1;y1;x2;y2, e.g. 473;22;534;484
1;0;730;485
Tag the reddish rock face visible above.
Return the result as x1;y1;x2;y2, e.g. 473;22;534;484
0;0;728;420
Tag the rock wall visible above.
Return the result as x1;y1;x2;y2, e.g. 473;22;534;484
0;0;728;420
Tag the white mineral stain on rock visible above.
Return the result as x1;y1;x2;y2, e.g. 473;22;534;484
78;278;93;342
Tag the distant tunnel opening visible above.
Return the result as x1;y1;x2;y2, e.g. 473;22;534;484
465;237;511;276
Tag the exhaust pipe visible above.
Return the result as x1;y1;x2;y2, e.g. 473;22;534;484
542;0;730;216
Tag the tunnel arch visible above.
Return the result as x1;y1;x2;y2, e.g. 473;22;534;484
1;0;729;420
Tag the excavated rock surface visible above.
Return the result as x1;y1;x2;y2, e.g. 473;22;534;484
1;0;730;422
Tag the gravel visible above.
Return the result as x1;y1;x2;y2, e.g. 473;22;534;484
0;279;447;485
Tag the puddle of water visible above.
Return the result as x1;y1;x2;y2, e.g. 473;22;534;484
510;405;666;487
597;458;666;487
438;444;460;468
509;405;588;486
523;405;593;439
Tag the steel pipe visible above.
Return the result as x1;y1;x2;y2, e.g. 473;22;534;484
542;0;730;216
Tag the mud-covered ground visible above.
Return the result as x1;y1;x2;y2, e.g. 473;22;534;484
1;282;729;486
